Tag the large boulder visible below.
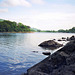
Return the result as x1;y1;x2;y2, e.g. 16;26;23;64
38;40;63;50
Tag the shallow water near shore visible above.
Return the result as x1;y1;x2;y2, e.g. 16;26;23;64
0;32;75;75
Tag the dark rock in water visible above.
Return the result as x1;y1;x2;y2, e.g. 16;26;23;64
42;52;51;55
39;40;63;50
70;35;75;40
58;39;66;41
58;39;62;41
32;51;38;53
41;46;60;50
53;39;56;40
67;35;75;41
26;40;75;75
67;37;70;41
62;37;66;39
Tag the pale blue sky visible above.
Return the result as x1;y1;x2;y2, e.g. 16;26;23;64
0;0;75;30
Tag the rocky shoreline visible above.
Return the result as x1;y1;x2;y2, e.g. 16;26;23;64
23;35;75;75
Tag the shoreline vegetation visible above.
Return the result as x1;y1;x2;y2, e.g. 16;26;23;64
0;19;40;33
0;19;75;33
0;19;31;33
41;27;75;33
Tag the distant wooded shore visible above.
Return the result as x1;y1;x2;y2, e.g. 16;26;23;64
0;19;75;33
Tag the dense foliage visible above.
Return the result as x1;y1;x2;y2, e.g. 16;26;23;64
58;27;75;33
0;20;31;32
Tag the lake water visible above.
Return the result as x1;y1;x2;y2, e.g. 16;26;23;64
0;32;75;75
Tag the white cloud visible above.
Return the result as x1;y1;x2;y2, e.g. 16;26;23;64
30;0;45;4
0;8;8;13
0;0;31;7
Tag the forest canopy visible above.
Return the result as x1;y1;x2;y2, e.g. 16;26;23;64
0;20;31;32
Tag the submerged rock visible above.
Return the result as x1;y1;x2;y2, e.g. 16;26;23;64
32;51;38;53
58;39;62;41
62;37;66;39
26;40;75;75
38;40;63;50
67;37;70;41
42;52;51;56
58;39;66;41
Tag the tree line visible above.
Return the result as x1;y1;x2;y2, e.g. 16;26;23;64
0;19;75;33
0;20;31;32
58;27;75;33
41;27;75;33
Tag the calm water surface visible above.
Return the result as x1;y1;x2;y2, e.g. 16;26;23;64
0;32;75;75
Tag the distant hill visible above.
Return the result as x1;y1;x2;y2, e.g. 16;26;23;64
30;28;41;32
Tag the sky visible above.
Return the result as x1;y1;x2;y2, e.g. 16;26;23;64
0;0;75;30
